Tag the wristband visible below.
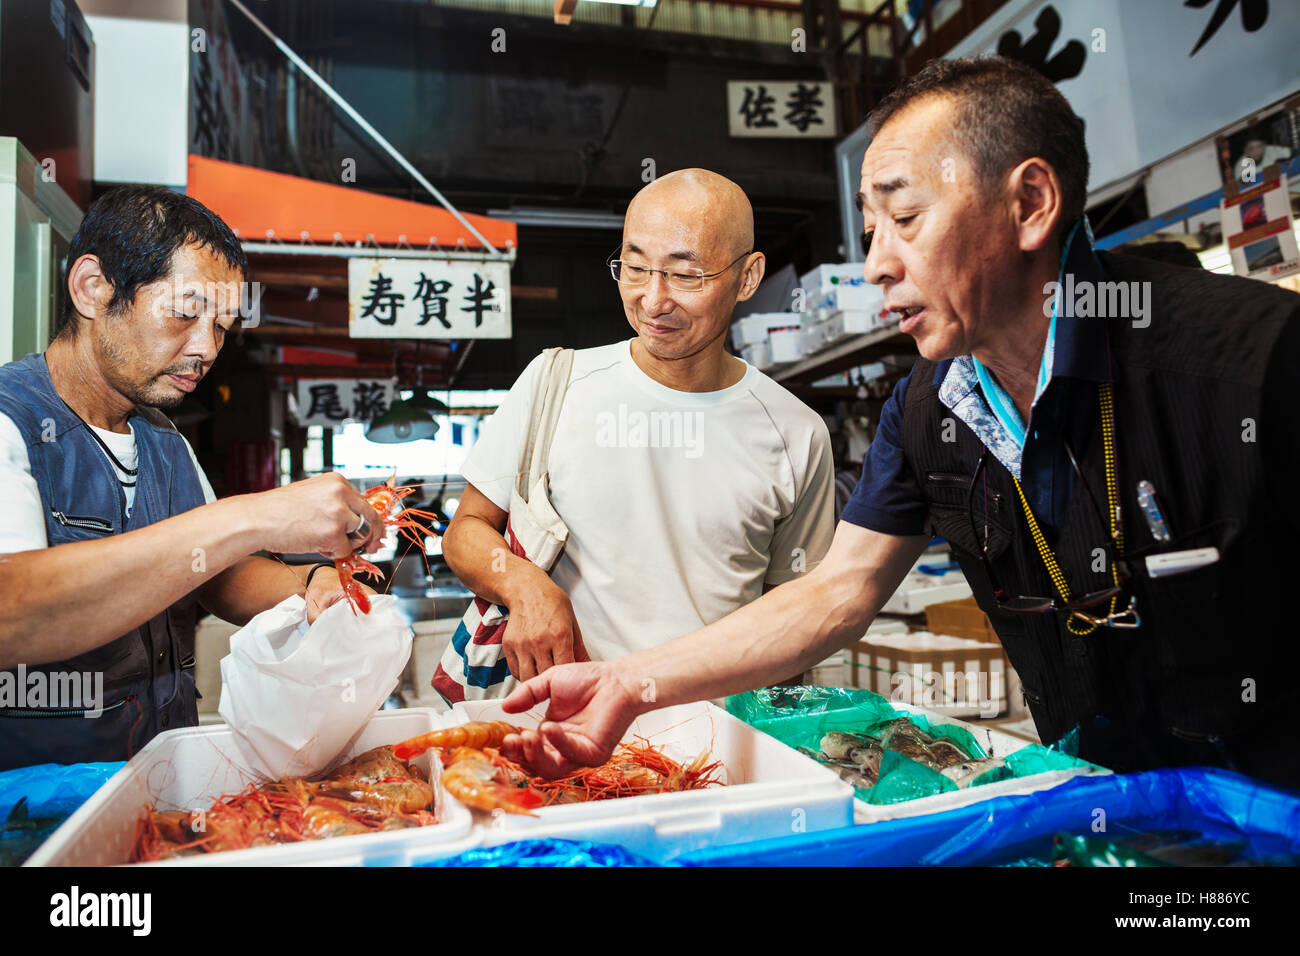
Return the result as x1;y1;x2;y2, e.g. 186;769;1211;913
303;561;334;590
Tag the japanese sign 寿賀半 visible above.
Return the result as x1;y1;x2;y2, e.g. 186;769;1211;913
348;258;512;339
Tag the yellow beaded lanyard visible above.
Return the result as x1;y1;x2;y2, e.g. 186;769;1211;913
1010;383;1123;636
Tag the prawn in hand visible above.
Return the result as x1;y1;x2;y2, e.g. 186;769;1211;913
336;477;442;615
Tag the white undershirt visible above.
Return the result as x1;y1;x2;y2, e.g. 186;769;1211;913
0;412;216;554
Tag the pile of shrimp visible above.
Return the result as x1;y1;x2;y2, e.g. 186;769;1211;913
392;721;725;816
132;746;437;862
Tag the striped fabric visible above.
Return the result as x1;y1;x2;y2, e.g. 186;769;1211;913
431;520;528;704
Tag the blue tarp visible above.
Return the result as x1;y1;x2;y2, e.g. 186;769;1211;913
675;768;1300;866
424;838;667;867
0;761;123;866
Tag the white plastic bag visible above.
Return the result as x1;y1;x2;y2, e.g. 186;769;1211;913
217;593;413;778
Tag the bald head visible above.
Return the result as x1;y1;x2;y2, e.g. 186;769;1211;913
624;168;754;262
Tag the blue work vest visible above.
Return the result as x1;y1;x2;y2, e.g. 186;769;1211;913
0;353;208;770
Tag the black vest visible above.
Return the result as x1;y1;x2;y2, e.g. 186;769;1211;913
0;354;207;770
902;253;1300;784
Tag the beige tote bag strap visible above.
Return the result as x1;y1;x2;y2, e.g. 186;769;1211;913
515;347;575;505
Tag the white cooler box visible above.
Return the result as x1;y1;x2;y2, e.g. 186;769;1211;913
880;570;973;614
414;700;854;864
799;263;867;297
27;709;474;867
740;342;772;370
802;308;888;354
730;312;802;351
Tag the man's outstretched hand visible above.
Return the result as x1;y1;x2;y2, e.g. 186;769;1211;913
499;661;642;778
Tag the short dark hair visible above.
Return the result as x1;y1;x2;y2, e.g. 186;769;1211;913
867;56;1089;244
57;185;248;338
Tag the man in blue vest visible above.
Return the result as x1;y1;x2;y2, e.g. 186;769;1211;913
0;186;386;770
496;57;1300;790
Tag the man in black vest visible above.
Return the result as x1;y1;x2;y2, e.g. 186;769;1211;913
495;57;1300;791
0;186;387;769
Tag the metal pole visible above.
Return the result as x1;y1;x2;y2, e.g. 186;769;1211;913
223;0;501;256
240;241;515;262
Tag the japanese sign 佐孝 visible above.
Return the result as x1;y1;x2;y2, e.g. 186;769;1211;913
294;379;397;428
348;258;512;339
727;81;837;139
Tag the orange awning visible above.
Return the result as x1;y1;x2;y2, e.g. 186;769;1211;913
187;154;516;252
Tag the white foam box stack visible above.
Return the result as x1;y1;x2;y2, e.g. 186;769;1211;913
799;264;879;314
851;701;1108;824
801;306;890;355
740;342;772;370
849;630;1007;720
730;313;774;350
880;569;973;614
27;709;475;867
731;312;804;366
411;700;853;864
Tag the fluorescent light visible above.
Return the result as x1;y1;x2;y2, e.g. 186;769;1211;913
488;207;625;230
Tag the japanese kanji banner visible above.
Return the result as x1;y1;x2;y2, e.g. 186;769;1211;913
727;80;837;139
348;257;512;339
293;378;397;427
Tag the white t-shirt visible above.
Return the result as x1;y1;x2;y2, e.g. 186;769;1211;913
0;412;216;554
461;340;835;661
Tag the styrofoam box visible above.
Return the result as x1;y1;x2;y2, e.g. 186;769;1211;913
420;700;854;864
26;709;473;867
801;308;887;354
799;263;867;296
740;342;772;370
808;284;882;314
852;630;1007;719
730;314;775;349
851;701;1109;823
768;325;805;363
880;571;973;614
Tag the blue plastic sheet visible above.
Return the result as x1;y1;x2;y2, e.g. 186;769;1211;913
425;838;667;867
675;768;1300;867
0;761;123;866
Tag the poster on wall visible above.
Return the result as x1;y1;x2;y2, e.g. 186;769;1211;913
1220;172;1300;282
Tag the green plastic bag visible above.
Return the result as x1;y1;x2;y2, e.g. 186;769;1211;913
725;685;1099;805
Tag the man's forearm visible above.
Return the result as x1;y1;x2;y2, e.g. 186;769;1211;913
0;497;263;668
443;513;553;607
604;530;928;713
199;555;309;626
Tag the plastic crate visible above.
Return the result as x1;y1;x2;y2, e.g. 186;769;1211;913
424;700;854;864
26;709;473;866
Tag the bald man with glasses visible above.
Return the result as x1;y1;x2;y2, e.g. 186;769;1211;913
434;169;835;700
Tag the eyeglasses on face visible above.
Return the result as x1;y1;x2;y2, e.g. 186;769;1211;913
607;250;752;293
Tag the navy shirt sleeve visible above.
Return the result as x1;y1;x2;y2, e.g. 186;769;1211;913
839;371;930;536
